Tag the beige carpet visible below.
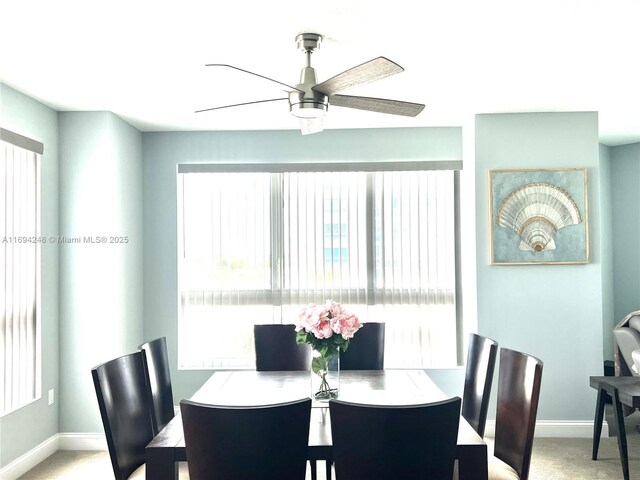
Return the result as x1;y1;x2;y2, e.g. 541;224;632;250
529;436;638;479
17;420;640;480
526;408;640;480
16;451;190;480
16;437;638;480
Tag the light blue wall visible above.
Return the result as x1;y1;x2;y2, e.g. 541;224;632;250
475;112;602;421
599;144;614;361
58;112;143;433
610;143;640;323
0;84;60;467
142;128;463;402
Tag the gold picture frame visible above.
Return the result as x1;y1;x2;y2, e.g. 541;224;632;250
489;168;589;265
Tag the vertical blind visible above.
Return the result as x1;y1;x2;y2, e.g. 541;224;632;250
179;173;273;368
281;171;368;306
1;135;42;415
178;167;458;369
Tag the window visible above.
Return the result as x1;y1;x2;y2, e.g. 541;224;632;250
1;128;42;416
177;163;459;369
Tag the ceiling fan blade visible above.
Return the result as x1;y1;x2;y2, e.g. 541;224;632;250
205;64;304;93
300;117;324;135
312;57;404;96
330;94;425;117
195;97;288;114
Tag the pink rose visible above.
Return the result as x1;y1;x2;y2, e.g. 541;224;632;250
327;300;344;317
313;318;334;339
296;303;317;331
333;313;362;339
297;301;360;341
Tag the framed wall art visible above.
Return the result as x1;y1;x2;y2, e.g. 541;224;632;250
489;168;589;265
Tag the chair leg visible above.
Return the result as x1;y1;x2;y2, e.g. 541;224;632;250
611;388;630;480
310;460;317;480
325;460;333;480
592;385;607;460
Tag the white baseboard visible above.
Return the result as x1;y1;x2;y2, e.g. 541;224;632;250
57;433;107;450
484;420;608;438
0;421;609;480
0;435;59;480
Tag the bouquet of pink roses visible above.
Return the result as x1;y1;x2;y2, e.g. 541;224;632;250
295;300;362;356
295;300;362;400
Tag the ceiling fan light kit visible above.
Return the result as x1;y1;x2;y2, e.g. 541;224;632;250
198;32;425;135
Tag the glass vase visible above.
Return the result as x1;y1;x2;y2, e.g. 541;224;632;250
310;350;340;402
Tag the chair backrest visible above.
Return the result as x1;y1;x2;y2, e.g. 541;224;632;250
329;397;461;480
254;324;311;371
494;348;544;480
180;398;312;480
461;333;498;438
340;322;385;370
91;351;155;480
139;337;174;434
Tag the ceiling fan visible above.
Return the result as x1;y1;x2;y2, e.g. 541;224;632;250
196;33;425;135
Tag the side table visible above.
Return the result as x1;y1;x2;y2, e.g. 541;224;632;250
590;375;640;480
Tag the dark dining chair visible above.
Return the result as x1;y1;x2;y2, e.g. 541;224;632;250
254;324;311;371
91;351;155;480
253;324;318;477
330;397;461;480
462;333;498;438
491;347;544;480
316;322;385;479
180;398;312;480
340;322;385;370
139;337;175;434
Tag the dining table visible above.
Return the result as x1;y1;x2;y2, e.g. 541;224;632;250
145;369;488;480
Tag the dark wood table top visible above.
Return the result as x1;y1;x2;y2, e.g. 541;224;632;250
146;370;487;480
192;370;483;448
150;369;485;450
193;370;449;405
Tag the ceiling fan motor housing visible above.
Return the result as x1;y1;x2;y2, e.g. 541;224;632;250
290;33;328;118
289;70;328;118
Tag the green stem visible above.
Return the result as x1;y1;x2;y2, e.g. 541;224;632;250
313;353;338;400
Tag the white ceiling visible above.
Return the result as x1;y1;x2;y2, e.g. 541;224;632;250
1;0;639;146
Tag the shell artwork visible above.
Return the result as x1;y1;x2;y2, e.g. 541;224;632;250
497;182;582;252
